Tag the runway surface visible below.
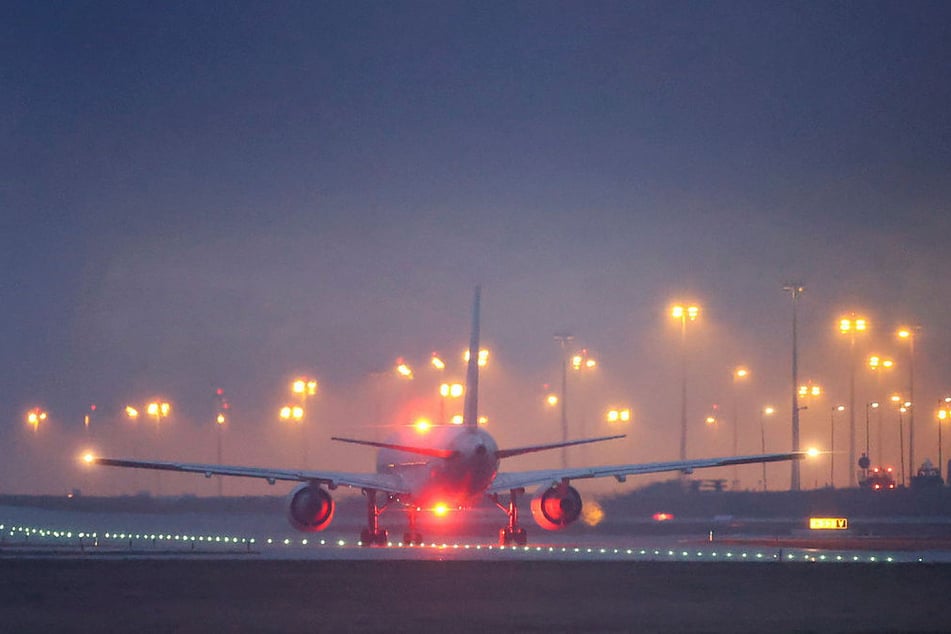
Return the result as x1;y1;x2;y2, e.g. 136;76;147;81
3;558;951;632
4;503;951;631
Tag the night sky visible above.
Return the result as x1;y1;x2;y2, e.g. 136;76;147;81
3;1;950;495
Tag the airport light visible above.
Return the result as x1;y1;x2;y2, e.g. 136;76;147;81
671;302;701;467
570;349;597;371
414;418;432;433
463;348;490;367
890;395;911;486
546;394;559;407
606;408;631;423
830;405;845;487
838;313;868;488
784;282;805;491
896;326;919;477
867;355;895;371
936;397;951;482
553;333;574;469
26;408;48;434
394;360;414;379
279;405;304;422
798;383;822;398
125;406;139;420
760;406;775;490
440;383;464;399
292;378;318;395
430;353;446;370
732;366;750;489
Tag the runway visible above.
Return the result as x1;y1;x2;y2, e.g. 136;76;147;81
3;502;951;563
5;502;951;631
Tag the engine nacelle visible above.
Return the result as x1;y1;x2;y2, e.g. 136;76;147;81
286;484;335;532
530;483;582;531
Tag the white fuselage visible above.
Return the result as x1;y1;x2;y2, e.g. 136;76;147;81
375;426;499;507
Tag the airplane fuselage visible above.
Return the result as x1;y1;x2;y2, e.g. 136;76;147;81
375;426;499;507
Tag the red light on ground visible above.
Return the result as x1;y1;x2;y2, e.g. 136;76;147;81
433;504;449;517
652;512;674;522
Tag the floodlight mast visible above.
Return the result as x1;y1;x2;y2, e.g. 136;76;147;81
783;282;805;491
553;332;574;469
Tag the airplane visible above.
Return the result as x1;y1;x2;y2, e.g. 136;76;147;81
92;287;805;546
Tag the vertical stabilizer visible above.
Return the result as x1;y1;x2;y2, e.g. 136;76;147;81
462;286;481;428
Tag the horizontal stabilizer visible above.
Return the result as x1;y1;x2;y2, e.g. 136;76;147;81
496;434;625;459
331;436;457;459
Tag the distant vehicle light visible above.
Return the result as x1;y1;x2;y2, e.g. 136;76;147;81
433;504;449;517
652;512;674;522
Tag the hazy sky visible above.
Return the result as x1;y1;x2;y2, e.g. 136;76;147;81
3;1;950;494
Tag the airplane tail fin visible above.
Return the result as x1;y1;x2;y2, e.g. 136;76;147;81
462;286;481;429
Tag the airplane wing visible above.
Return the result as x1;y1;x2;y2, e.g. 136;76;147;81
92;457;407;494
487;451;805;493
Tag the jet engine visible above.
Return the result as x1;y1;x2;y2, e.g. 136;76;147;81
286;484;335;532
530;483;582;530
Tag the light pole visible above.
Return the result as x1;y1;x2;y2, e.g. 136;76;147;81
290;377;317;468
890;394;911;487
860;402;879;483
570;348;597;447
671;303;700;467
26;407;48;434
798;382;822;487
897;327;919;475
732;366;749;489
760;406;774;490
838;314;868;487
553;333;574;469
830;405;845;487
867;354;895;467
936;398;951;483
783;283;804;491
146;400;171;495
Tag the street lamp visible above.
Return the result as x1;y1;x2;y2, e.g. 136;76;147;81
570;348;598;443
553;333;574;469
936;397;951;483
838;313;868;487
797;382;822;489
783;282;805;491
606;408;632;423
897;327;919;475
26;408;48;434
463;348;490;368
867;354;894;466
831;405;845;487
732;366;750;489
890;394;912;487
760;406;775;490
671;303;700;466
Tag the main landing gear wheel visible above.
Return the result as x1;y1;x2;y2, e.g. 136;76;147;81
495;488;529;546
360;528;388;547
360;489;389;547
499;527;527;546
403;531;424;545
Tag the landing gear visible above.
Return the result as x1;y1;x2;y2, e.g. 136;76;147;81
360;489;389;547
499;526;527;546
494;488;529;546
403;508;423;545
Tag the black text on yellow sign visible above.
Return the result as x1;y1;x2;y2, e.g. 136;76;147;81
809;517;848;530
